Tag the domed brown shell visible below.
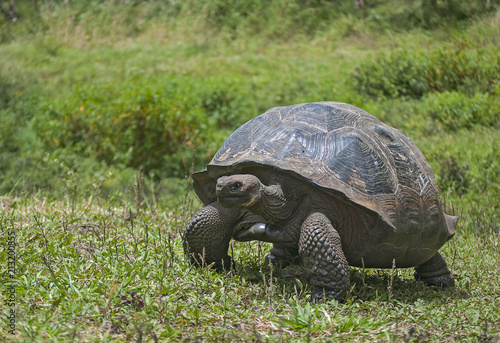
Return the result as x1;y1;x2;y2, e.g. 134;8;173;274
193;102;456;247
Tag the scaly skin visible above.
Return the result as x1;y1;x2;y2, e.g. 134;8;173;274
183;202;240;270
299;212;350;303
414;252;455;287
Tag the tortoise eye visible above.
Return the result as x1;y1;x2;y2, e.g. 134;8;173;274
231;182;242;191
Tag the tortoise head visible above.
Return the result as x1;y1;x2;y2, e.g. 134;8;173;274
216;174;262;208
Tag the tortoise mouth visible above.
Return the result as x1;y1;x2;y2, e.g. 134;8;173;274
217;194;247;208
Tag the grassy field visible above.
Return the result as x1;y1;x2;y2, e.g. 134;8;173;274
0;195;499;342
1;0;499;341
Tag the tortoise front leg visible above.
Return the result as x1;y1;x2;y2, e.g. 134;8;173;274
299;212;350;303
183;202;241;270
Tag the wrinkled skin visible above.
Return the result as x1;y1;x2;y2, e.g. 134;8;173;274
183;173;454;302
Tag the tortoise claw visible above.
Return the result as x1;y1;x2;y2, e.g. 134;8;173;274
309;287;346;303
264;253;291;268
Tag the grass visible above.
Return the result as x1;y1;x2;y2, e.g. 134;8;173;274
1;1;499;341
0;189;499;342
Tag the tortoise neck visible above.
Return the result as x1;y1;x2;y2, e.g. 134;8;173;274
249;183;298;223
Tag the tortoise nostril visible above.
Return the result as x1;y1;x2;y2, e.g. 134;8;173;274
231;182;242;191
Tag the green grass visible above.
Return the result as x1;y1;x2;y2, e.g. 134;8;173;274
1;0;499;341
0;193;499;342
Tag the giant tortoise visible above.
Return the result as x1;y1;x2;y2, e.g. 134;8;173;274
183;102;457;302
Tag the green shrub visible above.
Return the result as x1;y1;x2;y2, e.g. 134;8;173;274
425;43;500;95
432;137;499;232
196;0;359;39
353;50;429;99
421;0;500;27
353;42;500;99
3;0;499;45
31;76;256;178
437;156;470;196
355;0;500;31
475;147;500;202
0;76;16;109
0;109;20;153
193;0;500;38
0;92;41;175
421;91;499;130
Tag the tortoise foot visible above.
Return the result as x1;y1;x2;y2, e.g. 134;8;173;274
215;255;235;271
264;253;290;268
188;250;234;271
265;245;300;268
309;287;347;303
417;273;455;288
414;252;455;287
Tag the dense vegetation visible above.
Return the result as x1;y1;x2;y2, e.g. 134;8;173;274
0;0;499;341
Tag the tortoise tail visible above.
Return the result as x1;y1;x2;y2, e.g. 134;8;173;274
444;214;458;241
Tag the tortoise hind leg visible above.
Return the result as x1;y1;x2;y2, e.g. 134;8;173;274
299;212;350;303
414;252;455;287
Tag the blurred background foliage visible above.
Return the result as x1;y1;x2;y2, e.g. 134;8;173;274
0;0;498;231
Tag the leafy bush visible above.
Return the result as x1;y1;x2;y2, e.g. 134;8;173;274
437;156;470;196
0;76;17;109
0;91;43;192
420;0;500;27
202;0;356;39
0;109;20;153
1;0;360;43
421;91;499;130
353;42;500;99
353;51;428;99
31;76;256;178
433;138;499;232
354;0;500;32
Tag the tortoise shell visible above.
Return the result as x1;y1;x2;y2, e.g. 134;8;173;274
193;102;456;249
